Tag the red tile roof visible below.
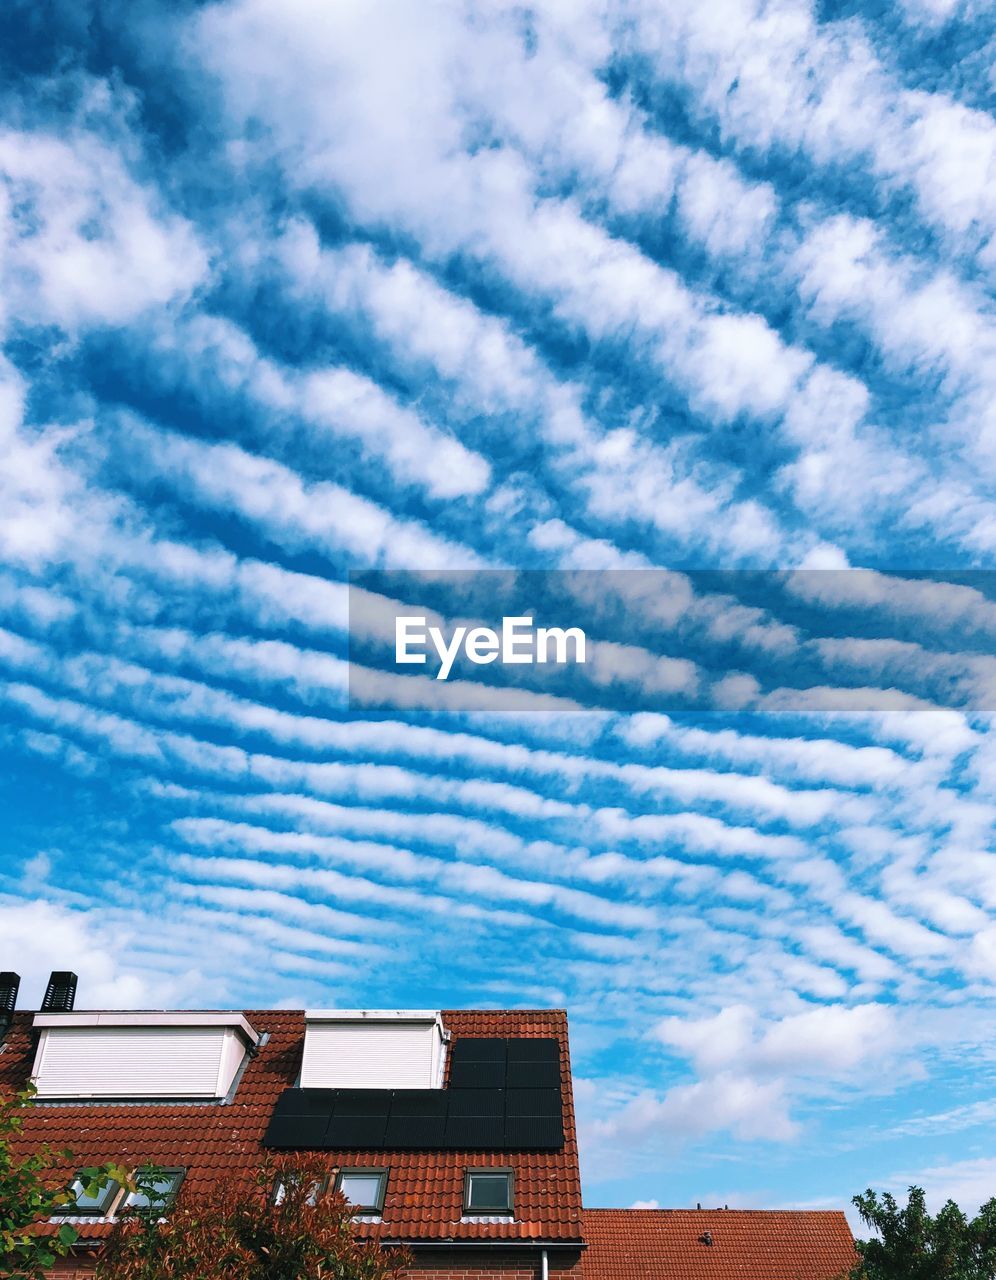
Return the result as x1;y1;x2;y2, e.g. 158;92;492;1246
0;1008;583;1245
580;1209;856;1280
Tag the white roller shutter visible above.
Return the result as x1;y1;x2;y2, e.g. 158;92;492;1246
31;1016;258;1098
301;1013;445;1089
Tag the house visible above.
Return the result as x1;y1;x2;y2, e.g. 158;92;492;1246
0;971;857;1279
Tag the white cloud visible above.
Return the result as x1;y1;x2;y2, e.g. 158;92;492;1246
0;896;183;1008
0;126;206;331
885;1156;996;1215
589;1071;797;1147
124;418;485;569
0;361;82;571
148;312;491;499
654;1001;899;1079
626;0;996;259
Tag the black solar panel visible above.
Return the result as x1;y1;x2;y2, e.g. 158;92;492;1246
449;1058;507;1088
383;1115;448;1147
390;1089;448;1117
443;1116;506;1147
506;1059;561;1088
326;1115;389;1146
264;1114;331;1148
272;1088;337;1117
503;1116;564;1149
506;1088;561;1118
448;1088;504;1117
506;1037;559;1062
333;1090;392;1117
451;1037;507;1062
263;1037;566;1151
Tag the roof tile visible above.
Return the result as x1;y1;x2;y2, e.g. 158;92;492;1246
2;1007;582;1244
580;1209;856;1280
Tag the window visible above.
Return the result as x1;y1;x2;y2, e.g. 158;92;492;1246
123;1168;185;1213
464;1169;513;1215
272;1174;330;1206
68;1172;121;1216
334;1169;388;1214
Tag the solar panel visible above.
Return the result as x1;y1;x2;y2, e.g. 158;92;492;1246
506;1059;561;1088
449;1058;507;1088
383;1115;448;1147
333;1090;392;1117
506;1088;561;1118
263;1037;567;1152
443;1116;507;1147
502;1116;564;1149
264;1114;331;1148
448;1088;504;1117
272;1088;337;1117
390;1089;448;1117
326;1115;389;1147
451;1037;507;1062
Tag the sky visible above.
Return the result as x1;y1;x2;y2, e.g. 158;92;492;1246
1;0;996;1227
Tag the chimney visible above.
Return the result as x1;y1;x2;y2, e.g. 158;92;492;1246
0;971;19;1039
41;971;78;1012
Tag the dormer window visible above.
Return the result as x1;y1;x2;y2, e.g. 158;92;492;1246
464;1169;513;1216
335;1169;388;1214
301;1011;447;1089
30;1012;259;1099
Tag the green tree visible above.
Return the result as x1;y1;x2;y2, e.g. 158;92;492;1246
0;1086;122;1280
851;1186;996;1279
96;1153;410;1280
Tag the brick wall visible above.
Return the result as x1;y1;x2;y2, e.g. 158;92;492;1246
47;1244;584;1279
48;1259;97;1279
405;1246;584;1280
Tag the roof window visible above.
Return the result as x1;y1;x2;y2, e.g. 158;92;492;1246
123;1168;185;1214
68;1172;121;1217
464;1169;513;1216
335;1169;388;1214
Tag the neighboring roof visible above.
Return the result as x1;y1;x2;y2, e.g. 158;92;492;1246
0;1007;583;1245
580;1209;856;1280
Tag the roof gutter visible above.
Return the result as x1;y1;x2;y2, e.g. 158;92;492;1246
386;1240;586;1251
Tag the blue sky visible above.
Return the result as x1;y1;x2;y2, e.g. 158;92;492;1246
1;0;996;1226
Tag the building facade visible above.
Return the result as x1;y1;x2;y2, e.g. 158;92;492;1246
0;974;857;1279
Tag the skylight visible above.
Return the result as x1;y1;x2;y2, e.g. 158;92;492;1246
336;1169;388;1214
464;1170;513;1216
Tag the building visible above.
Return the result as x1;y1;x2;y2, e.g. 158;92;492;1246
0;971;857;1279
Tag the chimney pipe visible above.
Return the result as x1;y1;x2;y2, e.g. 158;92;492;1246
41;971;78;1012
0;971;19;1039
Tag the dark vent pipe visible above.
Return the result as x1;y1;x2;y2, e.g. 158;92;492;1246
0;971;19;1039
41;971;77;1012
